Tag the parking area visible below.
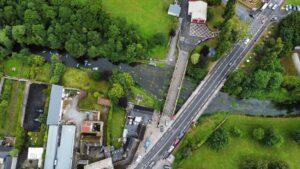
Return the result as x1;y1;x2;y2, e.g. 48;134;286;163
23;83;48;131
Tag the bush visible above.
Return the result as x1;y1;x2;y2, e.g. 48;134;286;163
230;126;242;137
291;130;300;144
252;128;265;141
268;160;289;169
263;128;284;147
151;32;166;46
207;128;229;151
90;71;102;81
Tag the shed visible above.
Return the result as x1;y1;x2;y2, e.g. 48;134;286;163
47;85;64;125
168;4;181;17
27;147;44;168
97;97;111;107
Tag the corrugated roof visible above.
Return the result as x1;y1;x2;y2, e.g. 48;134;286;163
168;4;181;17
56;125;76;169
44;125;59;169
47;85;64;125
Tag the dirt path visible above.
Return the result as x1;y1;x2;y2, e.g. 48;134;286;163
6;81;20;136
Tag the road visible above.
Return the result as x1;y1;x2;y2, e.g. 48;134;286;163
135;3;284;169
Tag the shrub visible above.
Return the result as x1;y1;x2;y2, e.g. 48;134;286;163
291;130;300;144
268;160;289;169
90;71;102;81
263;128;284;147
252;128;265;141
207;128;229;151
230;126;242;137
151;32;166;46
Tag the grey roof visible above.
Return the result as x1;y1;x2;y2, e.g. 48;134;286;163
56;125;76;169
0;147;13;169
44;125;59;169
168;4;181;17
47;85;64;125
128;105;154;124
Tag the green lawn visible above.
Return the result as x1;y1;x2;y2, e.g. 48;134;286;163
2;58;30;79
78;92;100;110
62;68;109;92
102;0;175;59
173;114;300;169
286;0;300;5
131;86;162;110
109;106;126;148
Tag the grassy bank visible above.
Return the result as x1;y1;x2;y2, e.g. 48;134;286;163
107;106;126;148
173;114;300;169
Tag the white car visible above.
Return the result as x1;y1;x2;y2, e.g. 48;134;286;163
268;2;274;8
244;38;250;45
92;67;99;71
168;145;175;153
272;4;278;10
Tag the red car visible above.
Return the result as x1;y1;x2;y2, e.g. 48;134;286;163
173;138;180;145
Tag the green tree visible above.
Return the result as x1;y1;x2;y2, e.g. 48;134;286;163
32;55;45;66
0;27;13;49
223;0;237;20
208;128;229;151
151;32;166;46
268;72;284;90
224;70;245;95
191;53;200;65
291;130;300;144
252;128;265;141
252;69;271;89
12;25;26;44
263;128;284;147
65;38;86;58
231;126;242;137
108;83;125;104
268;160;289;169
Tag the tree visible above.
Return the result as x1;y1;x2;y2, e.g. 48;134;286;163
268;160;289;169
32;55;45;66
268;72;283;90
191;53;200;65
252;128;265;141
208;128;229;151
0;27;13;49
12;25;26;44
224;70;245;95
263;128;284;147
65;38;86;58
252;69;271;89
108;83;125;104
291;130;300;144
207;0;222;5
223;0;237;21
90;71;102;81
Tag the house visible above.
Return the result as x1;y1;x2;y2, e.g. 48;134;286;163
97;97;111;107
168;4;181;17
188;0;208;23
0;147;17;169
84;158;114;169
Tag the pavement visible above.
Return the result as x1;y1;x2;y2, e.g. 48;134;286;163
134;1;284;168
165;19;182;66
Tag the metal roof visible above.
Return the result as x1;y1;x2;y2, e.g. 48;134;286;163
168;4;181;17
44;125;59;169
47;85;64;125
56;125;76;169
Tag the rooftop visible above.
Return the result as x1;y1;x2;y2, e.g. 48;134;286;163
188;0;208;20
168;4;181;17
27;147;44;168
84;158;114;169
47;85;64;125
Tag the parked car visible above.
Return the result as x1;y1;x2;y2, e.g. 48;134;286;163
163;165;172;169
244;38;250;45
289;4;293;10
272;4;278;10
268;2;274;8
160;125;164;132
173;138;180;145
167;145;175;153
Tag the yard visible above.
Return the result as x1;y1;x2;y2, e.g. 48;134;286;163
207;5;225;31
173;114;300;169
131;86;162;110
0;79;26;137
108;106;126;148
102;0;176;59
286;0;300;5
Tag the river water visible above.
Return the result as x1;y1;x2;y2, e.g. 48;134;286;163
32;49;299;116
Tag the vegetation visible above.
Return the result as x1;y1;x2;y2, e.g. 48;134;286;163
224;15;300;104
173;114;300;169
207;127;229;151
102;0;175;59
108;106;126;148
286;0;300;5
207;5;225;30
0;0;156;62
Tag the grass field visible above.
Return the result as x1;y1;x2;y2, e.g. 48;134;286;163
102;0;175;59
109;106;126;148
131;86;162;110
173;114;300;169
286;0;300;5
0;80;25;137
280;52;300;76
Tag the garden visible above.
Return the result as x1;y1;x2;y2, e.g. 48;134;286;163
173;113;300;169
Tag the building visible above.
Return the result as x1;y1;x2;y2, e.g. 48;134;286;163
47;85;64;125
97;97;111;107
44;125;76;169
27;147;43;168
84;158;114;169
0;147;14;169
188;0;208;23
168;4;181;17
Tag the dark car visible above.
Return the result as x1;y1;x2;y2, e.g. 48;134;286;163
163;165;172;169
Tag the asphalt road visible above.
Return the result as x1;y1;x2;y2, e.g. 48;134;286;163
135;3;283;169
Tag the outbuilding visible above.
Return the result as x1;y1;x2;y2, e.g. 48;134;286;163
168;4;181;17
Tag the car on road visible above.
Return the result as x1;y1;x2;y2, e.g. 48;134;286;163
149;161;156;167
268;2;273;8
272;4;278;10
244;38;250;45
168;145;175;153
163;165;172;169
178;131;185;139
173;138;180;145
